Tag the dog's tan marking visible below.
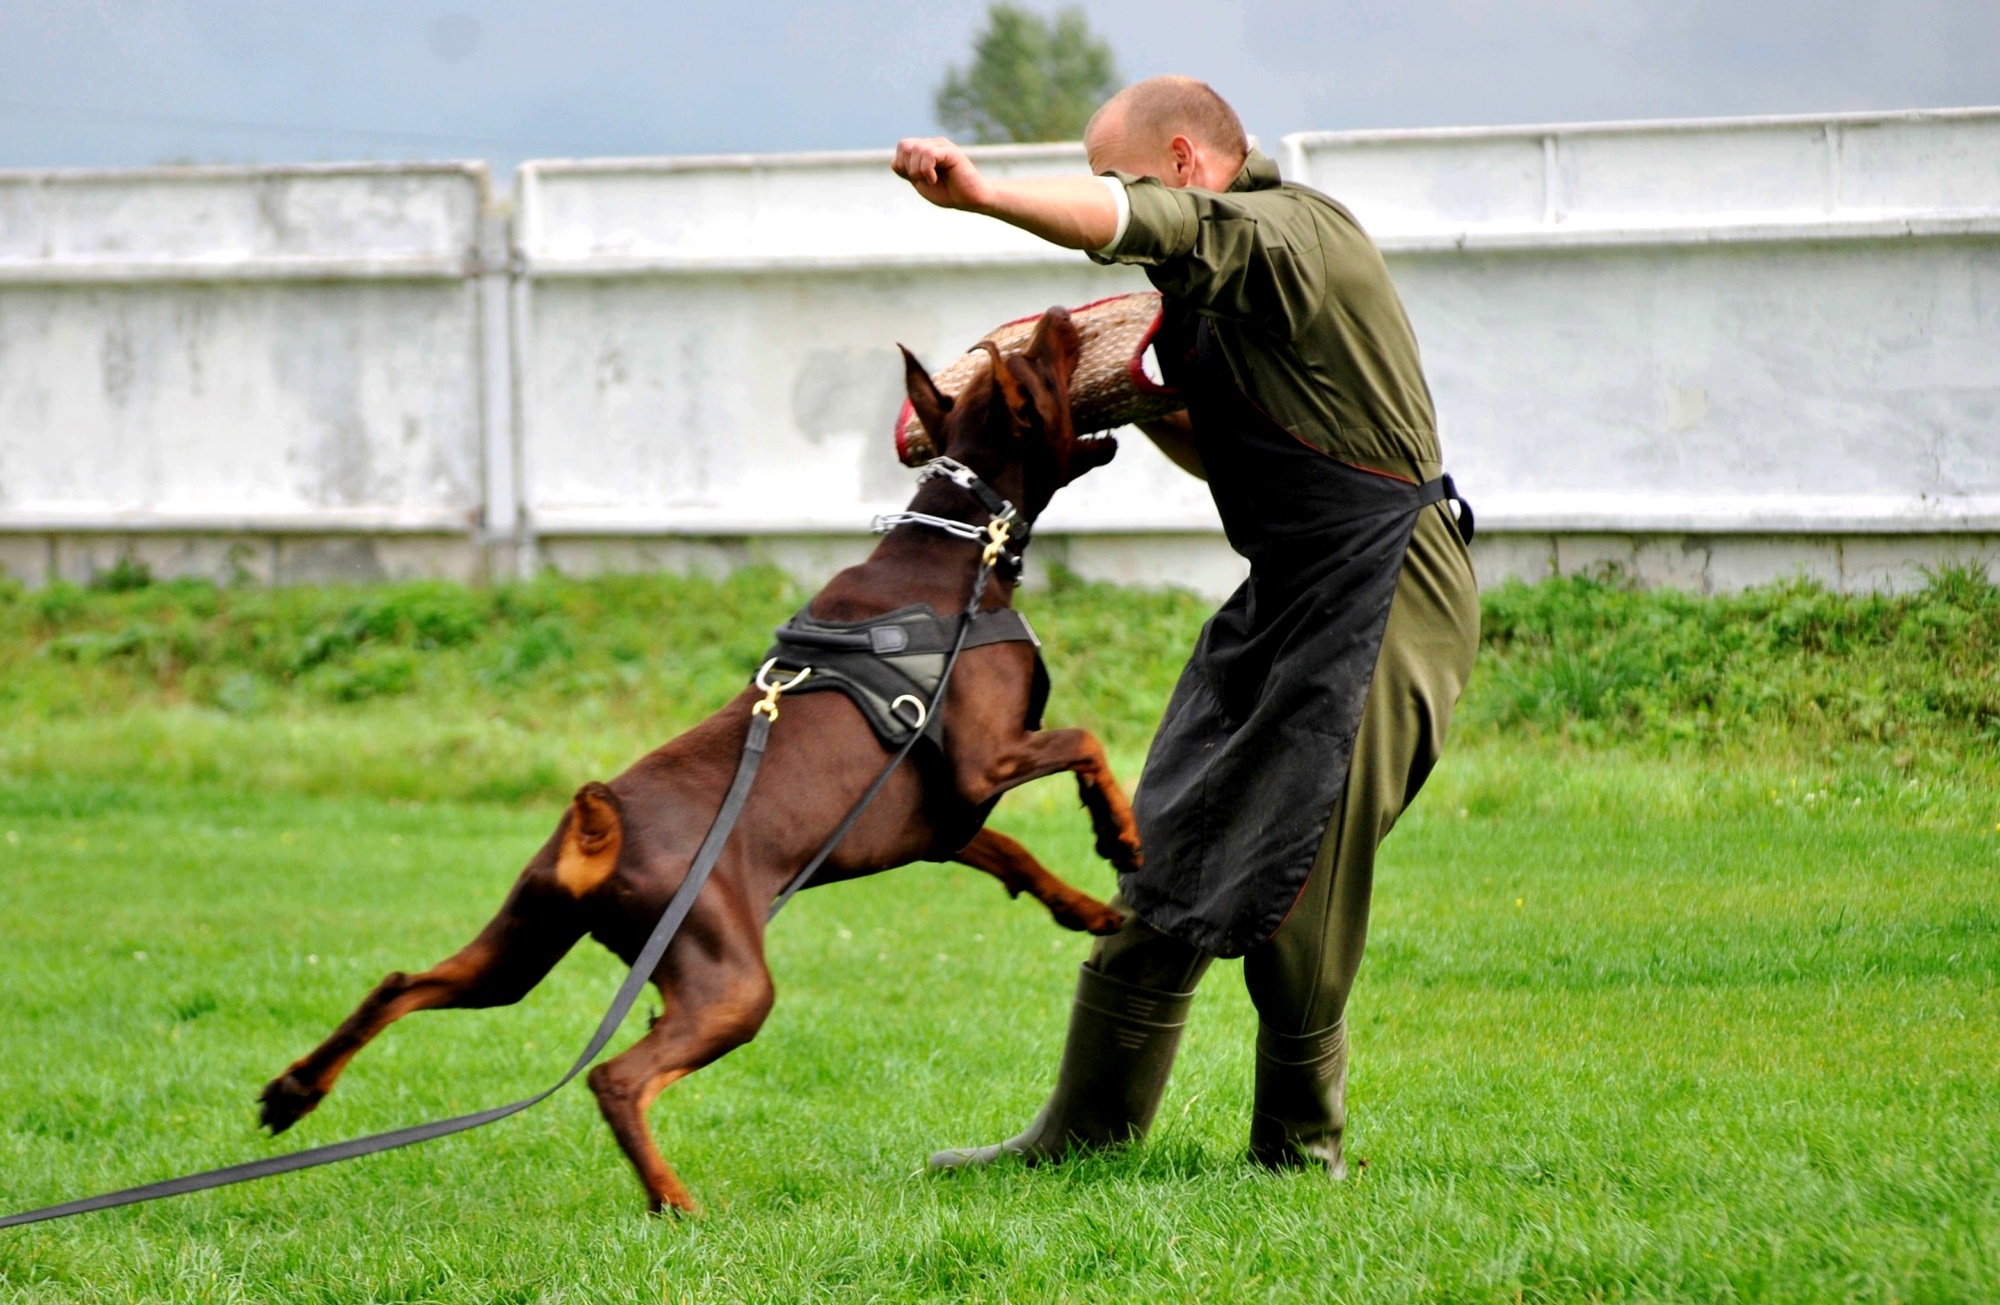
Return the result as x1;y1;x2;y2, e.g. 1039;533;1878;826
555;781;623;895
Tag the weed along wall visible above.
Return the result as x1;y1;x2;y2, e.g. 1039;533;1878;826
2;108;1997;599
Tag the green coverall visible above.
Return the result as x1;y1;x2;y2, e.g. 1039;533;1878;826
1090;151;1481;1166
933;151;1479;1174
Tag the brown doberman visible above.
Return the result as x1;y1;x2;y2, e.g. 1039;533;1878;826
257;307;1140;1214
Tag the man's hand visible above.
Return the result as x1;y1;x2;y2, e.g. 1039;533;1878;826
893;137;995;212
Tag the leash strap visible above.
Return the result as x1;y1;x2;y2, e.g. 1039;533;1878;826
2;558;1001;1231
0;712;778;1230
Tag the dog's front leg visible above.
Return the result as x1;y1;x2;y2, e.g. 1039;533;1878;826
954;728;1143;875
953;827;1124;934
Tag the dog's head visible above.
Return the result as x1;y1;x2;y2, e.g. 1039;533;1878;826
899;306;1116;521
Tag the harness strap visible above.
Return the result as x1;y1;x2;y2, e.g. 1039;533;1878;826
764;604;1043;753
772;604;1037;657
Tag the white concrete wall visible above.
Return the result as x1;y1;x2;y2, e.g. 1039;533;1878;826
2;111;1996;597
1286;109;2000;593
0;163;493;534
1285;109;2000;538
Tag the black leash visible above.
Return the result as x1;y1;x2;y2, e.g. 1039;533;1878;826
0;703;776;1230
1;543;1004;1230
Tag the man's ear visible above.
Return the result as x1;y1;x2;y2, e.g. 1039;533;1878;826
900;344;952;441
1168;134;1198;186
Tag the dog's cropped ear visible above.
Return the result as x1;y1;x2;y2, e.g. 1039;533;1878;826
900;345;952;444
555;781;624;896
977;340;1036;435
1021;306;1081;396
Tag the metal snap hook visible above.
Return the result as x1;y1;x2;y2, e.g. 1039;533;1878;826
981;515;1013;568
753;659;812;721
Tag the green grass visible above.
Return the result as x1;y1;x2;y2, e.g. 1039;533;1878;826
0;566;1997;1301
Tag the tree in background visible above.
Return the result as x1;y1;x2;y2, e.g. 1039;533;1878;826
934;4;1121;144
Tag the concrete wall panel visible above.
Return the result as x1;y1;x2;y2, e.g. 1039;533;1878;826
1839;535;2000;593
0;281;483;526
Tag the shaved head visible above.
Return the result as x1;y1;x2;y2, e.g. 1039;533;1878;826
1088;76;1248;167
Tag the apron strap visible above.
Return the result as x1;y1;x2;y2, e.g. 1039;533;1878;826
1418;473;1476;545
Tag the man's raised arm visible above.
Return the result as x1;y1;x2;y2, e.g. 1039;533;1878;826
892;137;1121;253
891;133;1205;481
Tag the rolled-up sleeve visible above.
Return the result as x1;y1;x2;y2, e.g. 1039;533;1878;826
1090;172;1324;339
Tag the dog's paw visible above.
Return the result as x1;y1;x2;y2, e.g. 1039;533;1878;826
257;1072;325;1135
1056;895;1127;936
646;1189;701;1218
1094;829;1144;875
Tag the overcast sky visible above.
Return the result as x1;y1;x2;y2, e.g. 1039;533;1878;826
2;0;1996;174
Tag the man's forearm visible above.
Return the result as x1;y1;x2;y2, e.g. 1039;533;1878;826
1138;411;1206;480
970;177;1122;252
893;138;1122;251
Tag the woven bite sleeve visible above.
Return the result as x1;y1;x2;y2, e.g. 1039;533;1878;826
893;291;1186;464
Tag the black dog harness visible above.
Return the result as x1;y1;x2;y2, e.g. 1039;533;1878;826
763;603;1049;751
756;455;1046;850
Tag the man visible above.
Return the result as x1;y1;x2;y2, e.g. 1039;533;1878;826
893;76;1479;1176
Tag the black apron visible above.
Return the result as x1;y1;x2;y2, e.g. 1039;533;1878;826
1124;306;1470;958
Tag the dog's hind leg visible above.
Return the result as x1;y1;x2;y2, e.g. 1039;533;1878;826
953;828;1123;934
587;943;775;1215
260;783;624;1132
258;879;585;1135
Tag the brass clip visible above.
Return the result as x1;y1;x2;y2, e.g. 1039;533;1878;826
752;659;812;721
981;516;1013;569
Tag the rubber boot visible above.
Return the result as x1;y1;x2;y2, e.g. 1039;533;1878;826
1248;1019;1348;1178
928;965;1196;1170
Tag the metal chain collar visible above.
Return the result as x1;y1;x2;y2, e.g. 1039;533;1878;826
870;457;1026;577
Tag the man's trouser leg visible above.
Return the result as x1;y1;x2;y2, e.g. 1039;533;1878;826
1241;503;1479;1175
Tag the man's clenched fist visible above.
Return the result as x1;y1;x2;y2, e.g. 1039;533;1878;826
892;136;995;212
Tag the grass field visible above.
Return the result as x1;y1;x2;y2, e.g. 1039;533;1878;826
1;566;1997;1302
